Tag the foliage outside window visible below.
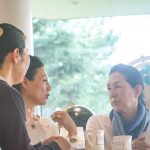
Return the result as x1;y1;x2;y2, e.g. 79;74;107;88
32;17;119;115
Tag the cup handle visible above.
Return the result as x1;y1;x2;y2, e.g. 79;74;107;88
111;141;115;150
86;132;93;147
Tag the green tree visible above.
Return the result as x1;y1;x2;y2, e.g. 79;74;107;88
32;17;118;115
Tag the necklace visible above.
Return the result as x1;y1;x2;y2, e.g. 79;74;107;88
26;108;40;129
30;115;40;129
31;124;36;129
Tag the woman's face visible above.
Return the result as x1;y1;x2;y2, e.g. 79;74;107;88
25;66;51;106
107;72;138;113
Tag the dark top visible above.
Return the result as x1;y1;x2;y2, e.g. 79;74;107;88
0;80;61;150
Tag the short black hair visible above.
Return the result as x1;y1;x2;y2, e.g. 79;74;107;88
13;55;44;91
25;55;44;80
0;23;25;66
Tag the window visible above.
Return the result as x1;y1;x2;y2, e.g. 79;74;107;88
33;15;150;116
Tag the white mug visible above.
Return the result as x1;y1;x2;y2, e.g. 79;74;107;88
85;130;104;150
112;135;132;150
71;127;85;150
60;127;85;150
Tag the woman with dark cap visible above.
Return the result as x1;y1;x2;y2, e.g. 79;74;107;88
86;63;150;150
0;23;70;150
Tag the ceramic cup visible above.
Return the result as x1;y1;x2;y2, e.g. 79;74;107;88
85;130;104;150
60;127;85;150
112;135;132;150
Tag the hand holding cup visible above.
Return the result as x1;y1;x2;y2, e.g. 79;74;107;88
51;110;77;137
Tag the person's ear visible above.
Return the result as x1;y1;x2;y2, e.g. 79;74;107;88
134;84;142;98
12;48;22;64
21;77;29;89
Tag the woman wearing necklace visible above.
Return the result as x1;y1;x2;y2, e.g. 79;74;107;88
86;64;150;150
13;55;77;145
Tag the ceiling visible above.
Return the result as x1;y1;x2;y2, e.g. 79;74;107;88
31;0;150;20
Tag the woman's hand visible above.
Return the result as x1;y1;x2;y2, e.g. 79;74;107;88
42;136;70;150
51;111;77;137
132;136;150;150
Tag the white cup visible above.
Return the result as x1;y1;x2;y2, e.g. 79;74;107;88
85;130;104;150
63;127;85;150
71;127;85;149
112;135;132;150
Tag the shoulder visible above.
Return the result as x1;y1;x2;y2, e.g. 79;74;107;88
86;114;111;130
86;114;113;148
0;80;11;93
88;115;110;124
0;80;25;120
0;80;23;101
